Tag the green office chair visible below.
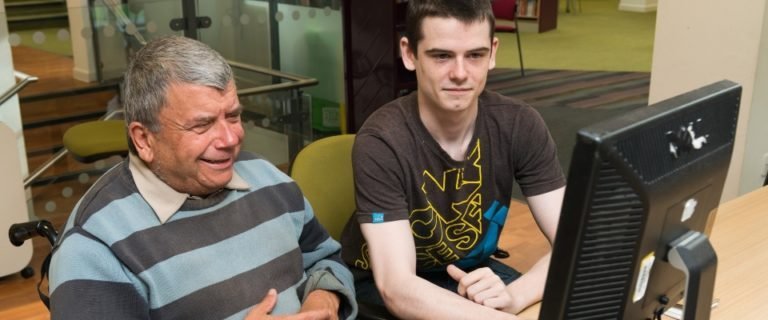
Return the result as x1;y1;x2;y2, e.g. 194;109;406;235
291;134;356;240
62;119;128;163
290;134;392;320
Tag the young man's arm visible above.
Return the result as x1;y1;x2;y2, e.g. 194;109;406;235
361;220;519;320
503;186;565;314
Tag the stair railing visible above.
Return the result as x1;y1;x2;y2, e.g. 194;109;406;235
0;71;38;108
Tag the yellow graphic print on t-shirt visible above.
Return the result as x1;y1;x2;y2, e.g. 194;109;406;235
410;140;483;269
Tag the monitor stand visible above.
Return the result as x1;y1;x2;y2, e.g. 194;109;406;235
667;230;718;320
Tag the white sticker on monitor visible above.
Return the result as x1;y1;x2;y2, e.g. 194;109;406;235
633;252;656;302
681;198;698;222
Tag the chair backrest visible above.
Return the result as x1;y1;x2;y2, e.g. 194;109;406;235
290;134;356;240
492;0;518;21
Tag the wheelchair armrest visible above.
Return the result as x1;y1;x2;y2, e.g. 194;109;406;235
9;220;58;247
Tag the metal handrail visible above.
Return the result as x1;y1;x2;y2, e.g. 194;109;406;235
0;71;38;107
228;60;319;96
98;0;147;46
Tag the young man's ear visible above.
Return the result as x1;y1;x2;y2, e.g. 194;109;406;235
128;122;155;163
488;36;499;70
400;36;417;71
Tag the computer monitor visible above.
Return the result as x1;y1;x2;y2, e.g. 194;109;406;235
539;80;742;320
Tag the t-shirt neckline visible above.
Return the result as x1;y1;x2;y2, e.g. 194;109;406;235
407;91;485;166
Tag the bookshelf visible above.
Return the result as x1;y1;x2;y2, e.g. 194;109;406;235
513;0;558;33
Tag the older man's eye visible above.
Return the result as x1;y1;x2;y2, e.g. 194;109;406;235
189;122;213;133
226;113;242;123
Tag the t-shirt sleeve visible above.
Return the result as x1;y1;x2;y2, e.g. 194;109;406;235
351;133;410;223
512;106;566;197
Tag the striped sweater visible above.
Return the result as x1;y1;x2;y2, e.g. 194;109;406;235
49;152;357;319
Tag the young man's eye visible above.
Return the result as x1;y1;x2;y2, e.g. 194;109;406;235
469;52;485;59
431;53;450;61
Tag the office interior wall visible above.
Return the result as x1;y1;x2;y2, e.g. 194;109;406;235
0;0;30;177
619;0;658;13
740;3;768;194
649;0;768;201
0;0;34;277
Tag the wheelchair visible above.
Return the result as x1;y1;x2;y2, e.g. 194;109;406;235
8;220;58;309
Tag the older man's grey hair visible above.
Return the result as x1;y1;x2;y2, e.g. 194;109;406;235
122;36;233;137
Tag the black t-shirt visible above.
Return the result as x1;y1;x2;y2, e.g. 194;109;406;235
341;90;565;279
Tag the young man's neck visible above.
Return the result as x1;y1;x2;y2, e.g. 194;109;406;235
418;101;478;161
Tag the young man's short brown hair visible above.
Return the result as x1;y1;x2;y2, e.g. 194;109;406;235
405;0;496;53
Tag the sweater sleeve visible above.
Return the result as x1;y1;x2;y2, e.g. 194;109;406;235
49;228;149;320
297;198;358;320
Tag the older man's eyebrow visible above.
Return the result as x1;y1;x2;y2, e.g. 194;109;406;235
182;115;215;129
226;104;244;117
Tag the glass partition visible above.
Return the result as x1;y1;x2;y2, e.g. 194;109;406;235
263;0;344;135
78;0;329;168
87;0;184;81
196;0;345;135
229;61;316;169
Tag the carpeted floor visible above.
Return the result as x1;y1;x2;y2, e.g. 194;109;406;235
495;0;656;72
487;68;651;199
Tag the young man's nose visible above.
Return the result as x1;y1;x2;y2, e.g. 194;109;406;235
449;59;469;81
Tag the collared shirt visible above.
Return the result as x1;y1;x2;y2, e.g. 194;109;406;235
128;153;250;223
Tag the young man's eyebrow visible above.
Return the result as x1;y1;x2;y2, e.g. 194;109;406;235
467;47;491;53
423;48;452;55
423;47;490;54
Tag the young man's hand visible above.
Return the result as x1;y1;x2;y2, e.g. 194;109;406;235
447;264;515;311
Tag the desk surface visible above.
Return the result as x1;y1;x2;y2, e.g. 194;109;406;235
519;186;768;319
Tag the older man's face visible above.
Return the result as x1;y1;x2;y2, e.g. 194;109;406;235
144;81;243;196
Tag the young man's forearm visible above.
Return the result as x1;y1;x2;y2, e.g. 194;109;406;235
379;273;519;320
504;253;552;314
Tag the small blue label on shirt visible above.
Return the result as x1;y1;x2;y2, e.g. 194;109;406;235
372;213;384;223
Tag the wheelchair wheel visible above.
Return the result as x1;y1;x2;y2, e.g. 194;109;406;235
21;266;35;279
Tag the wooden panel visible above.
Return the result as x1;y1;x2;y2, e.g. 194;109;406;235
342;0;416;132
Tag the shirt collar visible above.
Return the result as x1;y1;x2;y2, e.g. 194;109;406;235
128;153;250;223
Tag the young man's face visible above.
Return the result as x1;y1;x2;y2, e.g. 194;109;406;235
401;16;498;114
131;81;244;196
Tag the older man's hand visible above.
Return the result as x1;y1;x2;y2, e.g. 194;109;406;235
244;289;334;320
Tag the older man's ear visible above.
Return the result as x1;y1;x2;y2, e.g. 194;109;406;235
128;122;154;163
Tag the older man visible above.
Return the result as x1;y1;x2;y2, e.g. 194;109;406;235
49;36;356;320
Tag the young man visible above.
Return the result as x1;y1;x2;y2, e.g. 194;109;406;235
340;0;565;318
49;36;357;320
